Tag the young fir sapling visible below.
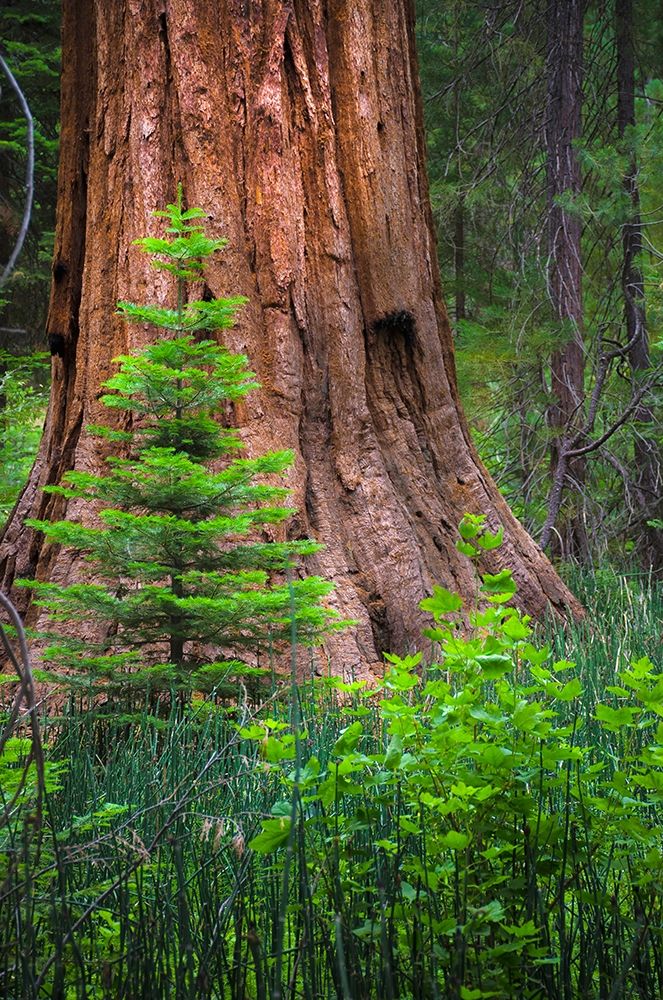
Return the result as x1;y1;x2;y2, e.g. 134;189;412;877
20;190;341;699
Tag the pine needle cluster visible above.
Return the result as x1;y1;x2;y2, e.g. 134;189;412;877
21;190;340;701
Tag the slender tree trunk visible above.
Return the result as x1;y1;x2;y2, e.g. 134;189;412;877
0;0;581;672
545;0;588;560
452;26;465;326
615;0;663;572
454;199;466;323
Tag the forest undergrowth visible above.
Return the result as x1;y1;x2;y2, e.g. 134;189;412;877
0;558;661;1000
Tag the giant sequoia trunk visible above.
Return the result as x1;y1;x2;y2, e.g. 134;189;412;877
0;0;580;670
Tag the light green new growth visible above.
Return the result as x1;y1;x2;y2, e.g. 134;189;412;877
21;188;342;701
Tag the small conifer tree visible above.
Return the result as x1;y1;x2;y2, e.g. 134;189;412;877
20;190;339;701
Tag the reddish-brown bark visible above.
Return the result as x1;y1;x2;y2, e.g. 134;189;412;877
0;0;581;671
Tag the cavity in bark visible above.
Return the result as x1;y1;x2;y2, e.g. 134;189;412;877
48;333;65;357
371;309;416;348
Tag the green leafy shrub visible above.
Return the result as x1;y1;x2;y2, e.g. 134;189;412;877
19;191;341;702
247;515;663;998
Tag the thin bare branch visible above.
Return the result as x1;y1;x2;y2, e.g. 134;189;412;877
0;54;35;291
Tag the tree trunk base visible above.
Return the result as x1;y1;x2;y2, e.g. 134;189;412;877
0;0;582;673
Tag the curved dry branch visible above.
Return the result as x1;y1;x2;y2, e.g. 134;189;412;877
0;590;44;832
0;53;35;292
